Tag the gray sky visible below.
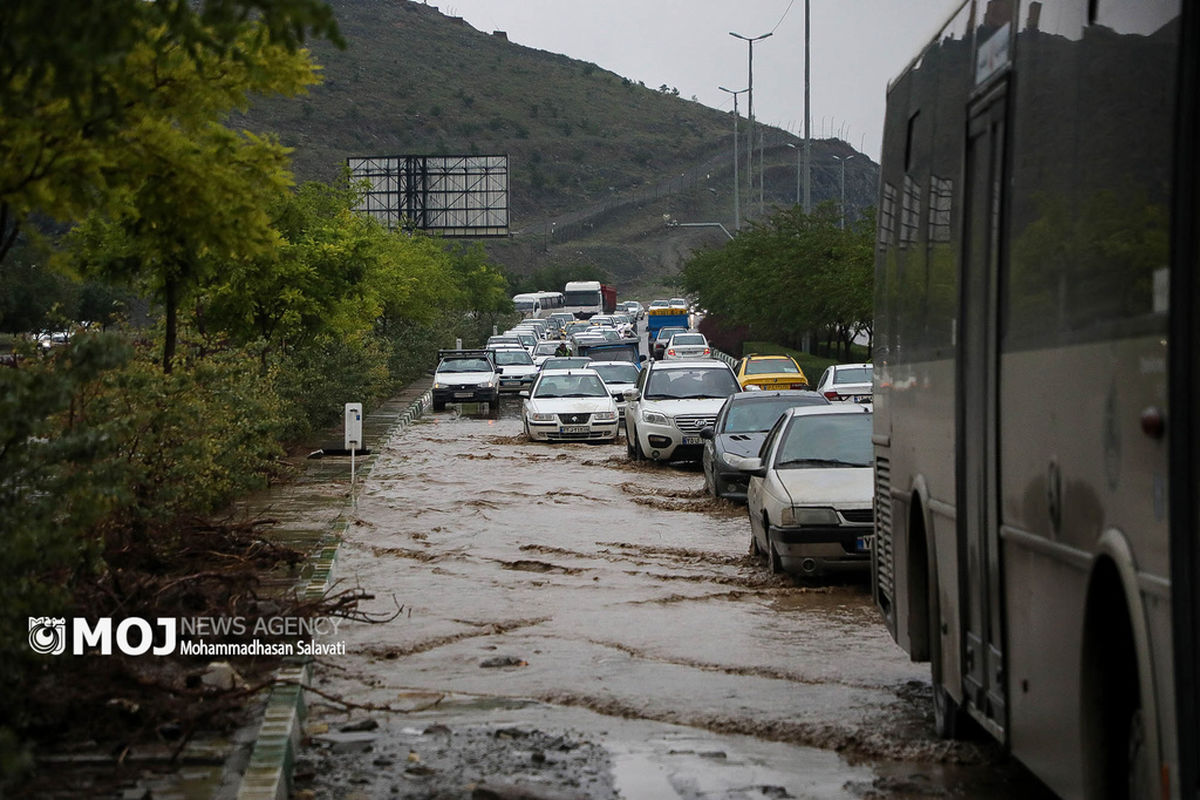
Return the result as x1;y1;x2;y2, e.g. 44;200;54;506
432;1;966;161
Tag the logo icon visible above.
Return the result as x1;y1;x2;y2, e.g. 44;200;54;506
28;617;67;655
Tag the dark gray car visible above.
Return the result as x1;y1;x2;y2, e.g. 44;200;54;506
699;390;829;501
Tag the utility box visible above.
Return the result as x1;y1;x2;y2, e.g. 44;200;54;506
344;403;363;453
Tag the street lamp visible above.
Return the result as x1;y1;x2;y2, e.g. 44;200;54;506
719;86;748;230
832;154;856;228
786;142;800;206
665;219;734;241
730;31;772;219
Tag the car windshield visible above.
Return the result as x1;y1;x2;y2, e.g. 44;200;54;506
564;290;601;305
644;368;739;400
493;350;533;366
721;397;825;433
534;342;560;355
655;327;687;342
774;413;873;468
565;322;591;333
592;364;639;384
440;358;491;373
835;366;872;384
671;334;706;346
534;374;608;398
650;300;669;308
599;330;621;341
745;358;800;375
514;300;536;311
542;357;591;370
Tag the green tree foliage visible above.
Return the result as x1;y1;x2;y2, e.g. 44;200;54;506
681;202;875;359
64;23;320;371
0;0;340;262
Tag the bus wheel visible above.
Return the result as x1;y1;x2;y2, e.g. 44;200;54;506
932;680;964;740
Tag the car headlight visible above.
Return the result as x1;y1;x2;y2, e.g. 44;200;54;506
529;412;556;422
477;380;495;389
593;411;617;421
433;381;443;389
779;506;839;527
641;410;669;426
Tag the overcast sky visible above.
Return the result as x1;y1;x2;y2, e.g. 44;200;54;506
430;1;967;161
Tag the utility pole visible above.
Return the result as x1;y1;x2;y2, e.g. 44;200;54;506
834;154;856;228
719;86;748;230
731;31;772;221
803;0;812;214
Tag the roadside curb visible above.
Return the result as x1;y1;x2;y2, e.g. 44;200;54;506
235;384;433;800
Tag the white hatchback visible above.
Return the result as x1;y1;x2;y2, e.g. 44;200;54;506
521;369;620;442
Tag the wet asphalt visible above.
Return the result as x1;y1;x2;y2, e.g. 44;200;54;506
293;381;1058;799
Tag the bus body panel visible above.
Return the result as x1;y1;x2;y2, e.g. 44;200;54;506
873;0;1186;794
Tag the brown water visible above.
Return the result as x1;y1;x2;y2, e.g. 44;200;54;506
297;399;1055;800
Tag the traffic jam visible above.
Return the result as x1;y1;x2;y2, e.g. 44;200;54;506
297;287;1055;799
432;293;876;580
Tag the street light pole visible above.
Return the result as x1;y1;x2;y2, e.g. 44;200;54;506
719;86;747;230
731;31;772;220
803;0;812;214
833;154;856;228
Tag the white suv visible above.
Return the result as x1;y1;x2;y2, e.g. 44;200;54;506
625;359;741;462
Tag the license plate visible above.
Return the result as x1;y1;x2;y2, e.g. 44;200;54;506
560;425;589;434
502;380;520;386
857;536;873;552
453;392;474;399
682;436;701;445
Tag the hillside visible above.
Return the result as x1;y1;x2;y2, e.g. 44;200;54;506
234;0;879;291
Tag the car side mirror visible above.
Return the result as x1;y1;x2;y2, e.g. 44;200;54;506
726;454;766;476
519;390;530;398
638;354;647;362
496;367;505;374
623;388;640;402
698;426;715;440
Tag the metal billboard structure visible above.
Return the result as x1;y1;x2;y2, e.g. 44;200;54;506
346;154;509;237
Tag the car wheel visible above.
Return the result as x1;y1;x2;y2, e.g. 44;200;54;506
748;525;762;558
703;463;715;497
634;433;647;461
766;522;783;574
625;424;636;457
433;399;446;412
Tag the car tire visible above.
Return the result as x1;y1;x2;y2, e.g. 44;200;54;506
748;526;762;558
626;429;636;458
766;523;783;574
634;433;647;461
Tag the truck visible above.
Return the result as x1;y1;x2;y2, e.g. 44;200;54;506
645;303;690;337
563;280;618;319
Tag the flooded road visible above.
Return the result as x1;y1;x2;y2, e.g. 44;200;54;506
295;398;1054;799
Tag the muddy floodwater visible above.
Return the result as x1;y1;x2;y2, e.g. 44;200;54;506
295;398;1055;800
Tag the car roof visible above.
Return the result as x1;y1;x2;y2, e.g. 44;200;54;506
726;390;826;403
782;404;872;419
833;362;872;370
650;359;730;369
538;368;601;377
744;353;797;361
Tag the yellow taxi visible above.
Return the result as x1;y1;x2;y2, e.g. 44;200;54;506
735;354;810;391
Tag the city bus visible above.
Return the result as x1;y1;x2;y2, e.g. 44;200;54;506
871;2;1197;798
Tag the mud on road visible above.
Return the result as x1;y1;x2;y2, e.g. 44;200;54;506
293;400;1054;800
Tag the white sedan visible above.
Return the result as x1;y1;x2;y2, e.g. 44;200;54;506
729;405;875;577
521;369;620;442
662;332;711;360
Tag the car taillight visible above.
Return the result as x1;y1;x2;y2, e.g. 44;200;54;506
703;348;711;355
667;349;675;356
823;390;839;399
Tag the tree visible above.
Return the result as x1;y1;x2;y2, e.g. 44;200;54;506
67;24;319;371
0;0;341;263
681;202;875;357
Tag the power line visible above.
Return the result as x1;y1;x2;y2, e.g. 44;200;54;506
768;0;796;34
